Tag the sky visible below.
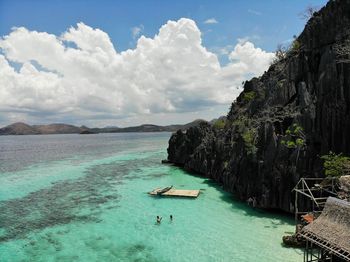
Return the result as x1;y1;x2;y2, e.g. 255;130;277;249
0;0;328;127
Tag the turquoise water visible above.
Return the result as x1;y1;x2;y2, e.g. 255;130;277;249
0;133;302;261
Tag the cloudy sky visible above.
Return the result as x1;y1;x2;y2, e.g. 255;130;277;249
0;0;327;127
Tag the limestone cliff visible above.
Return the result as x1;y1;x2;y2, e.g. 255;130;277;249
167;0;350;212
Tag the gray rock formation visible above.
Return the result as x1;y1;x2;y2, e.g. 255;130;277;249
167;0;350;212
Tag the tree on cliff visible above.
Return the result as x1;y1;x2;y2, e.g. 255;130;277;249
321;152;350;177
298;5;320;20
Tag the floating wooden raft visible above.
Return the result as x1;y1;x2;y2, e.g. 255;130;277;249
149;187;200;198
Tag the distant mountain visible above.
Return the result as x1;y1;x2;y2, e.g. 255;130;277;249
168;119;208;130
33;123;83;134
0;122;40;135
0;122;85;135
209;116;227;125
0;119;209;135
91;119;207;133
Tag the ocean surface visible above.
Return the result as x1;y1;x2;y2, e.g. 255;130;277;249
0;133;302;262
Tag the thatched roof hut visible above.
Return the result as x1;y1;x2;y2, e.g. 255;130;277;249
300;197;350;261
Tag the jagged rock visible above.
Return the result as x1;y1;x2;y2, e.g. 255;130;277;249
282;235;305;248
339;176;350;199
340;176;350;190
167;0;350;212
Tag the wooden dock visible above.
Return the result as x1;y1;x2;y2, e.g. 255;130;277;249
149;187;200;198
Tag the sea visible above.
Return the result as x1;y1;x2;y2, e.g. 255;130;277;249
0;133;303;262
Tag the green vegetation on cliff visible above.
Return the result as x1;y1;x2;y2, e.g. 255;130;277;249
281;124;305;149
242;91;256;102
321;152;350;177
213;119;226;129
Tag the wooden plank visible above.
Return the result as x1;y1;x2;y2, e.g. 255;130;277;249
294;189;313;198
149;188;200;198
314;197;329;200
162;189;200;197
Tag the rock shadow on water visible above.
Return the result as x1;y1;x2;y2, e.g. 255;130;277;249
219;192;292;223
199;179;293;225
0;158;146;243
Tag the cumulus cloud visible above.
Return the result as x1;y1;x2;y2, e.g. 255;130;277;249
0;19;274;126
203;18;218;24
227;40;275;78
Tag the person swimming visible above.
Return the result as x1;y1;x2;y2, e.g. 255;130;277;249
156;216;162;223
170;215;173;221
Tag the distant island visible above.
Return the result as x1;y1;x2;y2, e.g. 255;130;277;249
0;119;213;135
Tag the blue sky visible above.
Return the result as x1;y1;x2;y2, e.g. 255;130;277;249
0;0;327;57
0;0;328;127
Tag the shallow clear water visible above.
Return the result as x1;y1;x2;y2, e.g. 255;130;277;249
0;133;302;262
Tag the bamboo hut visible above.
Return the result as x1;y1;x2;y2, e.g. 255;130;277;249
300;197;350;261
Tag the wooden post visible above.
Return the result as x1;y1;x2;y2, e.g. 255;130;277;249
295;189;298;223
304;240;307;262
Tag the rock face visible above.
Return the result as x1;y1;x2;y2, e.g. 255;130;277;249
167;0;350;212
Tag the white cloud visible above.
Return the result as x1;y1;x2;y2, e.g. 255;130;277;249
0;19;274;126
203;18;218;24
227;41;275;78
131;24;144;39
